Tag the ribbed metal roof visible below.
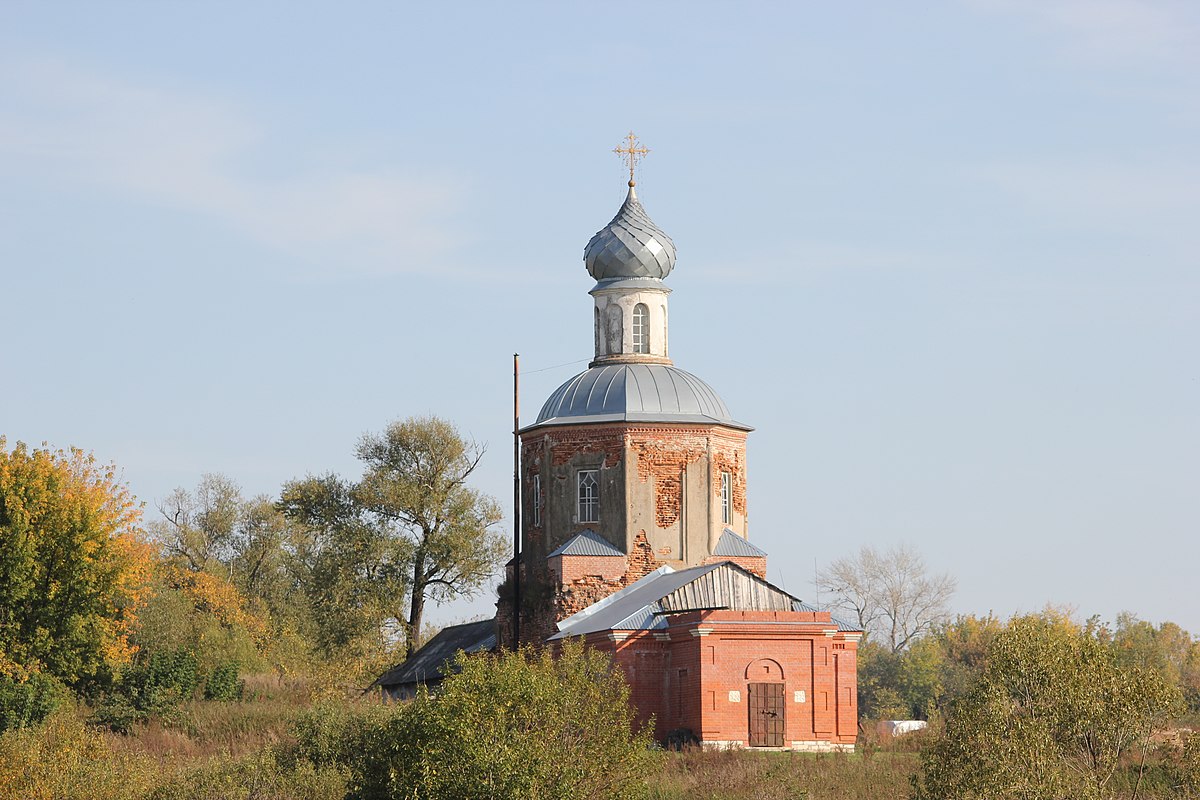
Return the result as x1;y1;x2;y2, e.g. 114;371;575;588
532;364;750;430
372;619;496;689
584;187;676;281
551;562;815;640
547;529;625;558
713;528;768;558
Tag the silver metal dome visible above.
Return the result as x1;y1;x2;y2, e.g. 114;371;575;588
583;187;676;281
531;364;750;430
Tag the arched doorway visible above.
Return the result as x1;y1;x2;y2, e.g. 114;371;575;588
745;659;785;747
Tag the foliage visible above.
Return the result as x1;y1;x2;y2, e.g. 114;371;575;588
282;415;505;658
132;570;266;680
279;473;408;664
1107;613;1200;713
913;613;1185;800
344;640;659;800
94;647;201;731
205;661;244;701
0;709;159;800
0;439;153;688
818;543;955;652
148;747;348;800
0;671;67;733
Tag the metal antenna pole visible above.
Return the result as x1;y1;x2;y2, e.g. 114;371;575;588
512;354;521;649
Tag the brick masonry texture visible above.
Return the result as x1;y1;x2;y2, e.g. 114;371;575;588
584;610;859;750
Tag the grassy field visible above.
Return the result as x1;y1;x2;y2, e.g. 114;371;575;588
0;678;1191;800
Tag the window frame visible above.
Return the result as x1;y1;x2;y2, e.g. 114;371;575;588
632;303;650;354
531;473;542;528
720;470;732;524
577;469;600;523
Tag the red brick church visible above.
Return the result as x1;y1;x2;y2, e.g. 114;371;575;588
377;147;860;751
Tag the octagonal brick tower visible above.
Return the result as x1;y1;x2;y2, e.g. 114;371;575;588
502;179;762;643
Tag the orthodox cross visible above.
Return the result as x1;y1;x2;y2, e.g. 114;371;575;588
613;131;650;187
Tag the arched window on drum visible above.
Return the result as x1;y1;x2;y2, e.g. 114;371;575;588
632;303;650;354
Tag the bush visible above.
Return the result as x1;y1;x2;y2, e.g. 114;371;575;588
345;639;659;800
0;672;66;733
148;747;347;800
205;662;244;701
92;648;201;731
0;709;159;800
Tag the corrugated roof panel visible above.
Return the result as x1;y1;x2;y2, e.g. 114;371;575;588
547;529;625;558
712;528;768;558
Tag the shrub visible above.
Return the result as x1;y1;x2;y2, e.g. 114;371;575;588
346;639;660;800
148;747;347;800
92;648;201;731
0;672;66;733
205;662;244;701
0;709;158;800
912;614;1184;800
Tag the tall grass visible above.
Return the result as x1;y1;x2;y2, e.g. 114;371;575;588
646;747;918;800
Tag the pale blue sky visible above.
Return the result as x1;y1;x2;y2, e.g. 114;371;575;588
2;1;1196;632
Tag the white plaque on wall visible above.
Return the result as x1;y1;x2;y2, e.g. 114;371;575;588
795;690;806;703
728;690;741;703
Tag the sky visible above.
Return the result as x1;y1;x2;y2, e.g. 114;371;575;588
1;1;1196;634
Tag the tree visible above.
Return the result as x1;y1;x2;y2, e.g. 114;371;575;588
280;416;504;658
347;640;659;800
150;473;242;574
354;417;504;656
818;543;955;652
279;473;410;662
0;439;152;687
913;613;1184;800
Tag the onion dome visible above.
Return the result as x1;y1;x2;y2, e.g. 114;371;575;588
530;363;751;430
583;187;676;281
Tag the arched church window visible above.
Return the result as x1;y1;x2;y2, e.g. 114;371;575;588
632;303;649;354
578;469;599;523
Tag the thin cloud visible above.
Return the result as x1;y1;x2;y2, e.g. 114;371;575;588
0;57;464;277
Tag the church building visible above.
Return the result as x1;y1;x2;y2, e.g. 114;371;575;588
382;138;860;751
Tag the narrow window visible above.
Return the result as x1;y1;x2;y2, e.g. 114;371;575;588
577;470;599;523
531;474;541;528
720;471;732;524
632;303;649;354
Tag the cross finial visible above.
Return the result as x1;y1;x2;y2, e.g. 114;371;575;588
613;131;650;187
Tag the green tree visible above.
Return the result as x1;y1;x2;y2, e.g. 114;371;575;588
913;613;1184;800
346;640;658;800
282;416;504;658
279;473;410;665
0;438;152;689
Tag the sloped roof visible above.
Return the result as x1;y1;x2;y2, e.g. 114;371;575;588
373;619;496;689
547;529;625;558
551;561;812;640
713;528;768;558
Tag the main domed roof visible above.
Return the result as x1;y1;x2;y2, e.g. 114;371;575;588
583;187;676;281
531;364;750;430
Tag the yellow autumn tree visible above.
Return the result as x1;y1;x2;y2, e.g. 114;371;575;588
0;438;153;687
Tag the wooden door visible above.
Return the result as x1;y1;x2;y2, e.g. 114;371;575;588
748;682;785;747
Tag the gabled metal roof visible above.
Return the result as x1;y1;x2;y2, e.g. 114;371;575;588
372;619;496;689
550;561;810;640
712;528;768;558
530;363;751;430
547;529;625;558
